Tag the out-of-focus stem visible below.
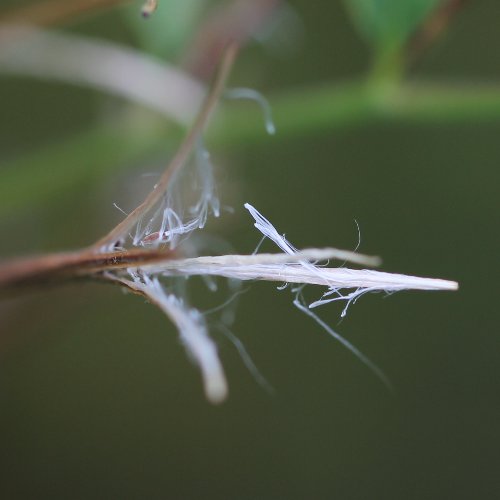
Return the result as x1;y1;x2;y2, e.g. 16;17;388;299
213;80;500;146
92;42;239;250
0;0;131;27
5;80;500;216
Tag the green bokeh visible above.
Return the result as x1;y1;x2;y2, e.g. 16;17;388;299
0;1;499;499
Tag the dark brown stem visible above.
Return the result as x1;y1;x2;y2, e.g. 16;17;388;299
0;248;174;295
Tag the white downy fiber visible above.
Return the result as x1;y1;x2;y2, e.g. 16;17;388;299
121;204;457;399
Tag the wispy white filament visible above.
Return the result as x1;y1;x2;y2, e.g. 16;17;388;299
155;291;228;404
113;273;227;404
143;255;456;289
242;204;457;313
116;204;457;402
218;324;273;394
137;251;458;293
134;139;220;248
293;293;392;389
225;88;276;135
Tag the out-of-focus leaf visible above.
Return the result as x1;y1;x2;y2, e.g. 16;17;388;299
121;0;207;57
0;122;175;217
343;0;441;52
6;79;500;218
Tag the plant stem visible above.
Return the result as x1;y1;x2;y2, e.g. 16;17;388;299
0;43;239;296
0;0;131;27
212;80;500;146
0;248;174;295
92;42;239;250
4;79;500;216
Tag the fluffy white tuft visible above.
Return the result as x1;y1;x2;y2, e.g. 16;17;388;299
134;139;220;249
112;203;457;400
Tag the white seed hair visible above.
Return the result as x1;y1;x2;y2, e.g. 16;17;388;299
113;203;457;402
138;253;457;293
113;273;228;404
133;139;220;249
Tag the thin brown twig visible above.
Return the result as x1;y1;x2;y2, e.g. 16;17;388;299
0;42;239;296
0;248;174;294
91;41;239;251
0;0;131;28
407;0;470;66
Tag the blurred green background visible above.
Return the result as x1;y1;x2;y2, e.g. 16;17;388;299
0;0;499;498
